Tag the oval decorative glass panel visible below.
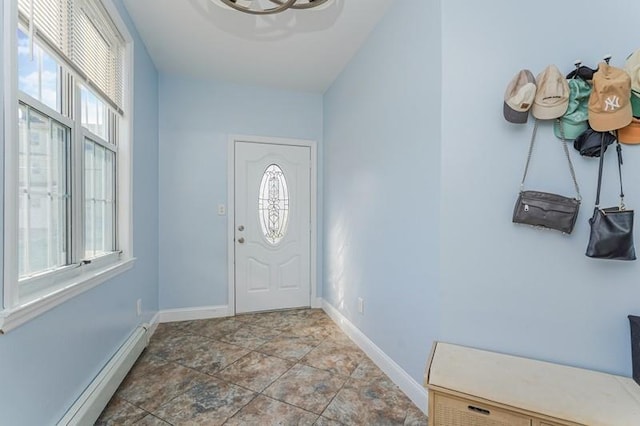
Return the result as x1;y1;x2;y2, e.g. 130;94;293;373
258;164;290;245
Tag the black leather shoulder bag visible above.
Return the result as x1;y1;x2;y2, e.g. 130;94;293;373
585;133;636;260
513;119;581;234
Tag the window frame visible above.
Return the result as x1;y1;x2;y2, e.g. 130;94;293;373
17;93;74;283
82;126;119;260
1;0;135;334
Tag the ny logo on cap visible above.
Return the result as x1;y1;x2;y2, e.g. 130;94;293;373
605;96;621;111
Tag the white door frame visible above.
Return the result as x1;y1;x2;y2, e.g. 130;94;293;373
227;134;318;316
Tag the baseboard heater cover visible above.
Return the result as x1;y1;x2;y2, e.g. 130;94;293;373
57;325;149;425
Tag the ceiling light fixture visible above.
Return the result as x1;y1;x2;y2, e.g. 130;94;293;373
217;0;332;15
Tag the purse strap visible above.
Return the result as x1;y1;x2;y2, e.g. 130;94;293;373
594;131;625;209
558;119;582;200
520;119;582;200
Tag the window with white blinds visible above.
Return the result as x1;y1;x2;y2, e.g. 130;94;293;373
2;0;133;333
17;0;124;110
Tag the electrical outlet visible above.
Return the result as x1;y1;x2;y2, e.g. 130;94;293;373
357;297;364;314
217;204;226;215
136;298;142;317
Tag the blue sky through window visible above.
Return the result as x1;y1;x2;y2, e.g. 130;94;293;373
18;29;60;112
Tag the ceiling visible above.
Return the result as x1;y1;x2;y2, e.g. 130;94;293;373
122;0;393;93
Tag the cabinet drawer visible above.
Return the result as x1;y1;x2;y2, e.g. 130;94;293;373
432;393;532;426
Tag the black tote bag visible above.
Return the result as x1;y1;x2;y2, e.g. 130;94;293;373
585;135;636;260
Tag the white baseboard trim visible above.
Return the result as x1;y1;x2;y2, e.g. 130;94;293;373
146;312;160;342
158;305;230;323
321;300;428;414
57;325;149;425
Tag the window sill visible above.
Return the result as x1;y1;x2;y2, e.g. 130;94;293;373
0;258;135;334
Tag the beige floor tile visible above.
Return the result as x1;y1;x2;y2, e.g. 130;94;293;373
152;321;194;340
404;403;429;426
242;309;314;330
301;340;365;377
145;332;198;360
150;376;255;425
153;333;250;375
264;364;347;414
134;414;172;425
322;377;413;426
323;327;358;347
257;334;321;360
116;362;205;412
234;310;287;325
216;351;293;392
351;357;386;382
94;396;148;425
183;317;245;339
313;416;344;426
225;395;318;426
217;324;281;349
99;309;424;426
118;351;168;383
278;322;341;340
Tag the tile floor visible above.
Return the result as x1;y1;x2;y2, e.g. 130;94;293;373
96;308;428;425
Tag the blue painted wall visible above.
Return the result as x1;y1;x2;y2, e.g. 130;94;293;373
323;1;442;382
158;76;323;310
440;0;640;375
0;1;5;310
324;0;640;383
3;0;639;423
0;1;160;424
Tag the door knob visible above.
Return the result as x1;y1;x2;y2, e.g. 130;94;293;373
238;225;245;231
238;237;245;244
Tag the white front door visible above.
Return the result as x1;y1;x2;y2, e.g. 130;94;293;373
234;141;311;314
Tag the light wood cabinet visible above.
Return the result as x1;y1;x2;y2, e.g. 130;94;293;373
424;342;640;426
433;393;531;426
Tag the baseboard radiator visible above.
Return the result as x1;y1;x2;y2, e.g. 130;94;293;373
57;325;150;425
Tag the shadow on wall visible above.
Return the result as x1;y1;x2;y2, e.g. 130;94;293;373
187;0;344;41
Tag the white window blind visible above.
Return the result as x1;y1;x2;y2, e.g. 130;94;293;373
18;0;124;110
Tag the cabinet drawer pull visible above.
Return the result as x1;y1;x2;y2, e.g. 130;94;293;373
468;405;491;415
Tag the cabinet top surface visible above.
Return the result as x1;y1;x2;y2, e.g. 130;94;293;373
426;342;640;426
